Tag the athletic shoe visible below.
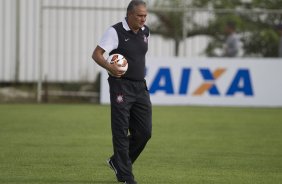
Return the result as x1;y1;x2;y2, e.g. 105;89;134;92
107;158;117;174
106;158;124;182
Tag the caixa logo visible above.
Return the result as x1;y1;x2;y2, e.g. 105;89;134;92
148;68;254;96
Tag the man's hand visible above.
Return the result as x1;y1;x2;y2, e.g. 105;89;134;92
107;63;125;78
92;46;127;78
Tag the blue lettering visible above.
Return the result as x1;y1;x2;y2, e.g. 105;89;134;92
226;69;254;96
149;68;174;94
199;69;220;95
179;69;191;95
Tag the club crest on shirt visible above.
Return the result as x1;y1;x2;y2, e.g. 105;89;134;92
143;35;148;43
116;93;124;103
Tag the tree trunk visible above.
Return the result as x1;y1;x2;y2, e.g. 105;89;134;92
174;39;180;56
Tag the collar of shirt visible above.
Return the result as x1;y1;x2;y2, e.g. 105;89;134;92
122;18;145;31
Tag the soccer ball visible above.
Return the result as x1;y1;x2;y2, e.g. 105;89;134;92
106;54;128;76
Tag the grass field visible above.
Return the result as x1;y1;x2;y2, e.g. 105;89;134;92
0;104;282;184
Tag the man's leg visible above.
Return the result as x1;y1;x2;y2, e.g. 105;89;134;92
128;88;152;164
108;78;135;182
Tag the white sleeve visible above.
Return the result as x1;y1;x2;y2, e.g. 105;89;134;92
98;27;119;54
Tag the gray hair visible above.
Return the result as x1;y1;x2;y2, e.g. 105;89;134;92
127;0;146;14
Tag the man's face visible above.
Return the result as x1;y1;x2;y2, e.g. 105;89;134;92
224;26;234;35
127;5;147;31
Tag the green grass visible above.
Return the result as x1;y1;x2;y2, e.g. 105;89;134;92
0;104;282;184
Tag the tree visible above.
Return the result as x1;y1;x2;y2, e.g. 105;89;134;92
148;0;185;56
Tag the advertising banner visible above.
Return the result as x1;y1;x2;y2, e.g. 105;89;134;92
100;58;282;107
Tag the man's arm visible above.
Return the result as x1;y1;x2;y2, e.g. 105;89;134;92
92;46;124;77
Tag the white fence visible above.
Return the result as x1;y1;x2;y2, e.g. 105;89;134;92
0;0;130;82
0;0;210;83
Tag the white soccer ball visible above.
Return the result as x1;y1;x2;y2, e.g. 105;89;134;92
106;53;128;76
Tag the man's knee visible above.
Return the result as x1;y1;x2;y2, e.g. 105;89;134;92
136;129;151;143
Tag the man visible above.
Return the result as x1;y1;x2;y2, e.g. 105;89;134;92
92;1;152;184
223;21;240;57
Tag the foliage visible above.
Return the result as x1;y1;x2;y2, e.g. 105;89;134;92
243;28;279;57
149;0;282;57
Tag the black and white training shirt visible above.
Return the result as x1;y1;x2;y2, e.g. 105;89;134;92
99;18;150;81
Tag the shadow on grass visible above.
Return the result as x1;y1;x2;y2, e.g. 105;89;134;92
0;178;116;184
92;180;116;184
